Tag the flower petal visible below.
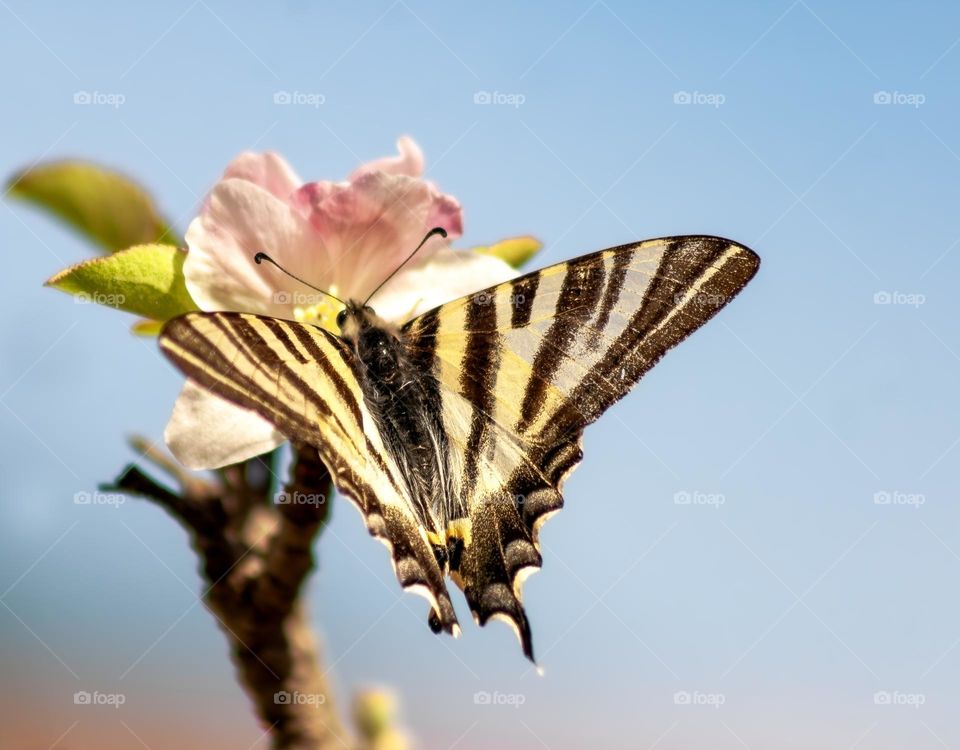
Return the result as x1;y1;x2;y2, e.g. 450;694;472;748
165;381;284;470
349;135;424;179
291;172;463;301
184;179;320;316
222;151;302;201
370;248;518;323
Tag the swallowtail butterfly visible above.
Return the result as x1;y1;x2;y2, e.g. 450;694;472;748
160;235;759;661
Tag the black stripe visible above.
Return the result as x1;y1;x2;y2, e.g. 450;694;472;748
166;316;325;446
183;315;408;502
209;315;352;442
593;250;631;333
284;321;364;430
460;291;501;493
510;272;540;328
403;307;441;371
517;255;606;433
364;435;405;498
261;317;308;364
625;238;726;343
547;240;758;440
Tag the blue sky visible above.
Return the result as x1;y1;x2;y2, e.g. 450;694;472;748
2;2;960;748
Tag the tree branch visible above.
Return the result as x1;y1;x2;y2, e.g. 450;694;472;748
108;443;351;750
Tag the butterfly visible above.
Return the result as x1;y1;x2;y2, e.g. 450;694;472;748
159;234;759;662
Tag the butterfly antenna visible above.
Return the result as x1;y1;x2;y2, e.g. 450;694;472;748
254;252;348;306
363;226;448;306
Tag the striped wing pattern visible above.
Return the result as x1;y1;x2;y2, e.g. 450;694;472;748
159;235;758;662
403;236;759;658
159;312;460;635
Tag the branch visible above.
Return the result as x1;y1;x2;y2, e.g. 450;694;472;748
108;442;351;750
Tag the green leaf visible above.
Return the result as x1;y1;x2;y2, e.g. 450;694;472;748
45;244;198;322
7;160;175;253
130;319;165;336
471;235;542;268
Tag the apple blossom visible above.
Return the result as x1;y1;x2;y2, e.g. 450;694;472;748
166;137;519;470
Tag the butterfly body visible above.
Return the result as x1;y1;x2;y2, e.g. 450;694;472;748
340;302;457;564
160;236;760;661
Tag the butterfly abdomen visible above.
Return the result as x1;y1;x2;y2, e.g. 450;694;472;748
353;320;452;535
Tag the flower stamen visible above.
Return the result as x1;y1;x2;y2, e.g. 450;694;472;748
293;285;344;332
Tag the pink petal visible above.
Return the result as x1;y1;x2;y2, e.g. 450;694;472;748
291;171;463;301
184;179;323;316
349;135;424;179
369;248;518;322
222;151;302;201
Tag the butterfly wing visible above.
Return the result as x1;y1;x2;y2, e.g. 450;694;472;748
159;312;460;635
402;235;760;658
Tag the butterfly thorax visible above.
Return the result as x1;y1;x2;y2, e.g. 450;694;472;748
339;302;452;536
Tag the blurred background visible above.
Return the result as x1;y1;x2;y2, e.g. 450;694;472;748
2;1;959;748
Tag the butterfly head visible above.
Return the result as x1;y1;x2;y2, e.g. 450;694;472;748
336;300;390;342
337;300;405;381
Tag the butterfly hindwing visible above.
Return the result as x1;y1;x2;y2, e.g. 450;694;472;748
402;236;759;656
159;312;460;635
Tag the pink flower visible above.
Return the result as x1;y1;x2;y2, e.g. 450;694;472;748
166;137;517;470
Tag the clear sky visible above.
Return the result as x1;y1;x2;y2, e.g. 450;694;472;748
2;2;959;749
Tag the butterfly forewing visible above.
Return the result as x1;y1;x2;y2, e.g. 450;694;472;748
159;312;460;635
